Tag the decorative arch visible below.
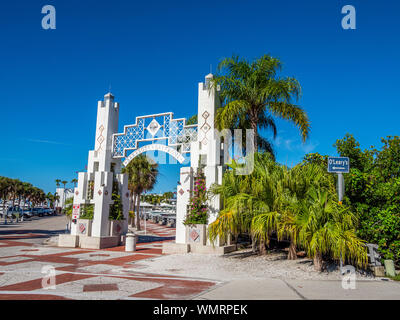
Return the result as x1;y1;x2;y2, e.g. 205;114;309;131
122;144;185;166
112;112;198;159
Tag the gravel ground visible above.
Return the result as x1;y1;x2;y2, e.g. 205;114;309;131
138;248;378;281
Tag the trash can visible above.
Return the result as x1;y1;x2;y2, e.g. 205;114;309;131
125;233;138;252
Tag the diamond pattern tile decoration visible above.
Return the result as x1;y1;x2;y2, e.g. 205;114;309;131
178;188;184;196
201;137;208;145
147;119;161;137
201;122;211;133
79;223;86;234
112;112;198;158
190;229;200;242
97;135;105;144
202;111;210;119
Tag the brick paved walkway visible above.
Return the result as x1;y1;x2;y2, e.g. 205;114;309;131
0;220;219;300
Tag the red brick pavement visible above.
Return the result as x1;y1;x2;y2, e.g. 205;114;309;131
0;221;219;300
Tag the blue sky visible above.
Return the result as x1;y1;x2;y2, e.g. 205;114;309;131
0;0;399;194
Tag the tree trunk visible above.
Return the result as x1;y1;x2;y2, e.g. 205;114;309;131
313;251;323;272
132;193;137;227
2;196;7;216
288;241;297;260
251;234;257;253
136;193;141;231
130;193;137;227
250;117;258;152
259;239;267;255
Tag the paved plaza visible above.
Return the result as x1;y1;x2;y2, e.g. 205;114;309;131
0;216;399;300
0;216;218;300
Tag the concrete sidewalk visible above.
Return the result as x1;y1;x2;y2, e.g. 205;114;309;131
196;278;400;300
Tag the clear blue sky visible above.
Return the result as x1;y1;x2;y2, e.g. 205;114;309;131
0;0;399;194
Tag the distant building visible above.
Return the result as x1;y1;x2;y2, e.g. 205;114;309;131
55;188;74;209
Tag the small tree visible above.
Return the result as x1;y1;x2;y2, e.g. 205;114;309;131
109;181;124;220
184;168;208;225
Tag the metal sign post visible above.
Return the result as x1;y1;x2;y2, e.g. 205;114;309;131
328;156;350;274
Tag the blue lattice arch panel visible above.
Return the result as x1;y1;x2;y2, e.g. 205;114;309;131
112;112;198;158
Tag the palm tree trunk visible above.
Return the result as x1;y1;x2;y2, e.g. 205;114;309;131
288;240;297;260
130;193;137;227
259;239;267;255
136;193;141;231
313;251;323;271
250;116;258;152
251;234;257;253
2;195;7;223
2;196;7;215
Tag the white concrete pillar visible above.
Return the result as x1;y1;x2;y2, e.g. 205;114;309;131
91;171;113;237
116;173;129;234
176;167;193;244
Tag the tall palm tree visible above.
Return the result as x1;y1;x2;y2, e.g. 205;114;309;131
55;179;61;187
122;154;159;231
8;179;22;209
213;55;310;156
0;177;12;217
71;179;78;188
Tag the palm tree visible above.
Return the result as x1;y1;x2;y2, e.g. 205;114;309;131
209;153;272;252
71;179;78;188
213;55;310;156
0;177;12;218
55;179;61;187
8;179;22;209
46;192;55;208
294;188;367;271
210;152;368;268
122;154;159;231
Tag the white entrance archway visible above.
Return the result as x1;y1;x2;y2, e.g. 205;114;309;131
60;73;229;252
122;144;185;166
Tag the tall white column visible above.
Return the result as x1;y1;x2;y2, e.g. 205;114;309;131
176;167;193;243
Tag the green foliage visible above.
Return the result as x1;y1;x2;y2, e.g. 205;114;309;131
213;54;310;156
122;154;159;230
184;168;208;225
388;274;400;281
109;181;124;220
209;152;367;269
64;197;74;217
302;152;328;168
305;134;400;265
358;206;400;262
0;176;46;212
79;203;94;219
186;114;198;125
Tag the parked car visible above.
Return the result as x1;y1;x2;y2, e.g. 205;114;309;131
22;209;33;218
43;208;54;216
32;207;45;217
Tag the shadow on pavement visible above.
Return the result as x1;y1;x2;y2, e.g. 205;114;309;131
137;235;175;243
0;229;67;241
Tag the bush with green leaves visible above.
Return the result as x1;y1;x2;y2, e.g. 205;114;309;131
306;134;400;266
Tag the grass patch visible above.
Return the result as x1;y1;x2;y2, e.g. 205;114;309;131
388;274;400;281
